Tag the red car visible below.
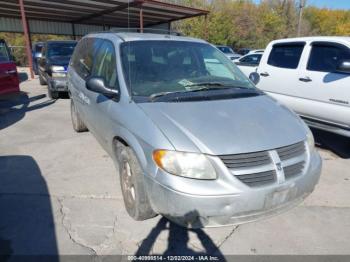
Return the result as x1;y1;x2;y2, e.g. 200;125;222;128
0;39;19;95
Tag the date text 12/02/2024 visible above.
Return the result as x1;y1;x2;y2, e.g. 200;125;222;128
128;255;220;261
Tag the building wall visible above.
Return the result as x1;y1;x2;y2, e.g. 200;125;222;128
0;17;170;36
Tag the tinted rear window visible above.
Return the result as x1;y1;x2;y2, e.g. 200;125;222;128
35;45;43;53
47;42;76;58
267;43;305;69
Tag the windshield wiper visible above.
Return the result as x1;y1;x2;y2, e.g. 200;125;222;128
148;83;248;101
184;82;226;88
149;91;186;101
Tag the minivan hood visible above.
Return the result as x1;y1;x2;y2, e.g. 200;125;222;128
138;95;307;155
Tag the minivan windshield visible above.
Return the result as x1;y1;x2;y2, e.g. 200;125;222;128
47;42;76;58
120;41;255;99
0;42;10;62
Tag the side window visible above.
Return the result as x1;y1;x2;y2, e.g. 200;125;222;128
267;43;305;69
239;54;262;65
72;38;97;80
307;43;350;72
92;40;119;90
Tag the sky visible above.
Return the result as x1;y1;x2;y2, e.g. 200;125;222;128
253;0;350;10
306;0;350;9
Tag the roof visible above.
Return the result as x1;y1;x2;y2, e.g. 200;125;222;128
0;0;208;28
89;32;206;42
271;36;350;45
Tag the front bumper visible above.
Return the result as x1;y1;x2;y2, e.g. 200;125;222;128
49;77;68;92
145;152;322;228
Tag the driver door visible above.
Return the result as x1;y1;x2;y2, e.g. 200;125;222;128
84;39;120;148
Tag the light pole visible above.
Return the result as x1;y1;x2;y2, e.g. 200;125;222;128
297;0;306;36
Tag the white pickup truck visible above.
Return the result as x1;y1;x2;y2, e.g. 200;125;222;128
250;37;350;138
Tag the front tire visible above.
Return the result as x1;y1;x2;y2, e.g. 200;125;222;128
117;144;156;221
39;73;46;85
70;100;87;132
47;87;59;99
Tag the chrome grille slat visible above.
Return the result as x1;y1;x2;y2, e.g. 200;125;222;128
277;142;306;161
235;170;276;187
219;151;271;170
219;141;306;187
284;161;305;179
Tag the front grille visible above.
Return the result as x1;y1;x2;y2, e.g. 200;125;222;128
277;142;306;161
235;170;276;187
219;141;307;188
284;161;306;179
218;151;271;169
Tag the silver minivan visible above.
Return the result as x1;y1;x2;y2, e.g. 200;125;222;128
67;32;322;228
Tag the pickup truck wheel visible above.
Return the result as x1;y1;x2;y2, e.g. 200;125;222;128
39;74;46;85
117;145;156;221
70;100;87;132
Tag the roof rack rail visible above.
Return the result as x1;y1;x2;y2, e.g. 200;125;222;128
93;28;182;36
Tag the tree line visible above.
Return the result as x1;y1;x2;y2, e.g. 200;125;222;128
173;0;350;49
0;0;349;65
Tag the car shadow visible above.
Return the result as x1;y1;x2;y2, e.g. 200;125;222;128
135;215;225;260
0;92;55;130
0;155;58;261
311;128;350;159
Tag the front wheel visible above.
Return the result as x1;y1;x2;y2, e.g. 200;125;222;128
70;100;88;132
39;73;46;85
117;144;156;221
47;87;59;99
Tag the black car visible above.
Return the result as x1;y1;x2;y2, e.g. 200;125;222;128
237;48;251;56
32;42;44;75
38;40;77;99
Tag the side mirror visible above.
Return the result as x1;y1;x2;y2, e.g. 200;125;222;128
86;77;119;98
336;60;350;74
249;72;260;85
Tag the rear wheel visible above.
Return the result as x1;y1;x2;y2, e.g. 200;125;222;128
117;144;156;221
70;100;88;132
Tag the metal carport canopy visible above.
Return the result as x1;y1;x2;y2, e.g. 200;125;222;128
0;0;209;33
0;0;208;79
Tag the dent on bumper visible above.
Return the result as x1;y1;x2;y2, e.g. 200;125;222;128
145;152;322;228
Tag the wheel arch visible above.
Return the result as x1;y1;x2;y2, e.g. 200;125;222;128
112;131;148;171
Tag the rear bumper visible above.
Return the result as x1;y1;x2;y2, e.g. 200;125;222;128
49;77;68;92
145;152;322;228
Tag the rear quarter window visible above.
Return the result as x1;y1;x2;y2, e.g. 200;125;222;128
267;43;305;69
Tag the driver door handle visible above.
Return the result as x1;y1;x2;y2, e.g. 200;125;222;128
299;76;312;82
5;70;17;74
260;72;269;77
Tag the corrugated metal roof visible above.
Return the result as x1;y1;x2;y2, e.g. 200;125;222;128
0;0;208;29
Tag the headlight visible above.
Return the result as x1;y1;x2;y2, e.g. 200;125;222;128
153;150;217;180
51;65;65;72
52;72;66;78
306;126;315;152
